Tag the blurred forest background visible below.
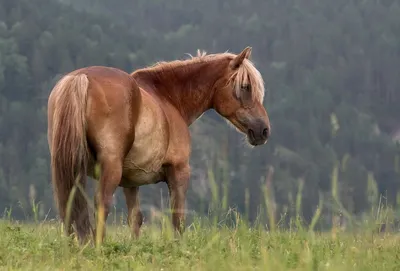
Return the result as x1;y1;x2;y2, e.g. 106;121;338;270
1;0;400;229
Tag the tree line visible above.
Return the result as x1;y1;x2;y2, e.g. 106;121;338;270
1;0;400;229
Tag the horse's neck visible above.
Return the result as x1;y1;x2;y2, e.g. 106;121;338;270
133;59;227;125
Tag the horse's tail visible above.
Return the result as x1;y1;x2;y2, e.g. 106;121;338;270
48;73;92;242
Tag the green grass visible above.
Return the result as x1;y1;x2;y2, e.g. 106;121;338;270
1;216;400;271
1;158;398;270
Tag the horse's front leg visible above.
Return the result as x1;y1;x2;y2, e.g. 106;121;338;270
166;163;190;234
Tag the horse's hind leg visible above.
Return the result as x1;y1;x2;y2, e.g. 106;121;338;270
94;151;123;245
84;70;140;244
123;186;143;238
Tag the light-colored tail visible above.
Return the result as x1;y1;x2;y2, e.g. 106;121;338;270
48;73;92;242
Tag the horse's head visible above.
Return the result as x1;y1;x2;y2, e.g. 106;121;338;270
212;47;270;146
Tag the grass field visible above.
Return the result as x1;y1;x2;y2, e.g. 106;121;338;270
1;166;399;270
1;214;399;271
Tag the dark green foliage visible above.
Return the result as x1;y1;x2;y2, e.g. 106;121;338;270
1;0;400;228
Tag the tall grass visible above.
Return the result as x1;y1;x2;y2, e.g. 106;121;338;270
1;177;399;271
6;148;400;242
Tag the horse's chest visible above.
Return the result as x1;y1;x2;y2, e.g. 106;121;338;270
122;103;168;186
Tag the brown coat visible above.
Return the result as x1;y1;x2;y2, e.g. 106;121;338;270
47;47;270;245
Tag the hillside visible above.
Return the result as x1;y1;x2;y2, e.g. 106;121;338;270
1;0;400;227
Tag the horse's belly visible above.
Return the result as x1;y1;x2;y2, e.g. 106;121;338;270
121;90;169;186
120;168;164;187
122;147;166;186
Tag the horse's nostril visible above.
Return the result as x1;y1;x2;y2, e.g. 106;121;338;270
263;128;269;139
248;129;255;140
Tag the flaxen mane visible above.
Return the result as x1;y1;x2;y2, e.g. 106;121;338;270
192;49;265;103
144;49;265;103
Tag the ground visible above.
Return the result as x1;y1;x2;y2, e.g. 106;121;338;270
0;216;399;271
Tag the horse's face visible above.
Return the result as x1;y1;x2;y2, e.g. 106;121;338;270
213;47;270;146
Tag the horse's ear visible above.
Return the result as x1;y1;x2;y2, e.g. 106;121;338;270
230;47;252;69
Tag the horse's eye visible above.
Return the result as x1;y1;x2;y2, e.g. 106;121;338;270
241;85;251;92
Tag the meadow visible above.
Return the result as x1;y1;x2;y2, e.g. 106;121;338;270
1;166;400;271
1;207;399;271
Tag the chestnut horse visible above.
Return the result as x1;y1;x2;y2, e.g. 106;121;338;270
47;46;270;245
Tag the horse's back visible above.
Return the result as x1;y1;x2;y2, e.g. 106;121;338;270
74;66;141;105
50;66;141;114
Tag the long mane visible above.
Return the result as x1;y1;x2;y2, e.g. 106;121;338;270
193;49;265;103
134;49;265;103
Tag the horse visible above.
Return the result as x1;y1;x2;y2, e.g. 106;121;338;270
47;46;271;245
